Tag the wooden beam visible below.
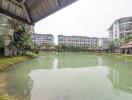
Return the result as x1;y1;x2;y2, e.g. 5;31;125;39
21;4;31;23
10;0;31;24
0;7;30;24
9;0;21;7
9;0;31;24
21;0;26;4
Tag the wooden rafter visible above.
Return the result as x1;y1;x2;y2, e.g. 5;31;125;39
21;4;31;23
0;0;78;24
9;0;31;23
0;7;29;24
21;0;26;4
10;0;21;6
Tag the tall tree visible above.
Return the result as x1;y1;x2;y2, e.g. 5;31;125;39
123;35;132;43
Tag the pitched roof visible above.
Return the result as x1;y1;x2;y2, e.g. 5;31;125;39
120;41;132;49
0;0;77;25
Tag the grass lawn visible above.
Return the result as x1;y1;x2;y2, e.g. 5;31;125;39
0;55;31;72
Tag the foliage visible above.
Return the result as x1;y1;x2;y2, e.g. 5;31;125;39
0;35;4;48
30;44;39;54
13;25;39;55
56;44;69;52
108;40;122;50
56;44;96;52
14;25;28;48
44;42;54;48
107;39;123;53
0;14;39;56
0;95;9;100
123;35;132;43
0;56;31;72
108;41;116;50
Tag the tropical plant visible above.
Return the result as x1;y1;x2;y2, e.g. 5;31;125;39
13;25;39;55
123;35;132;43
107;39;122;52
0;95;9;100
0;13;39;56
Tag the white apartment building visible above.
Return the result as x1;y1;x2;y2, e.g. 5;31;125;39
31;33;54;46
108;16;132;40
58;35;99;48
98;38;108;49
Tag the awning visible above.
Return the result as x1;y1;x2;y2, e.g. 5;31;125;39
120;41;132;49
0;0;77;25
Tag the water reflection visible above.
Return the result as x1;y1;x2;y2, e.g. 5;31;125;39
0;53;132;100
5;73;32;100
52;58;58;70
0;56;55;99
56;53;101;68
106;59;132;94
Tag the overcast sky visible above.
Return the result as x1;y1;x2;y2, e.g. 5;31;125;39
35;0;132;38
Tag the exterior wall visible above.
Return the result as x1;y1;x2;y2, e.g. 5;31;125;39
0;13;33;56
31;33;54;46
108;30;113;40
0;14;13;36
113;21;120;40
0;14;13;56
108;17;132;40
58;35;107;49
98;38;108;49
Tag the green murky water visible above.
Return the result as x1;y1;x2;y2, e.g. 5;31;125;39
0;52;132;100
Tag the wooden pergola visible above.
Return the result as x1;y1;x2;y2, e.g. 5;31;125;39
0;0;77;25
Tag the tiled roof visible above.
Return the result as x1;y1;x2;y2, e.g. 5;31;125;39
120;41;132;49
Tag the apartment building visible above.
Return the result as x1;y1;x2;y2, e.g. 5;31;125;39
58;35;100;48
31;33;54;46
98;38;108;49
108;16;132;40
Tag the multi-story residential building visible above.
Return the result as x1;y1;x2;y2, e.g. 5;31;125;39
31;33;54;46
58;35;99;48
108;16;132;40
98;38;108;49
58;35;108;50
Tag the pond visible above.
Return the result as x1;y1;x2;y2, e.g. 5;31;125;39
0;52;132;100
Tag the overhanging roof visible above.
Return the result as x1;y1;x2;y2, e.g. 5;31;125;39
120;41;132;49
0;0;77;25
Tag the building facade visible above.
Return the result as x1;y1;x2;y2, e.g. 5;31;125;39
58;35;108;50
0;13;33;56
108;16;132;40
31;33;54;46
98;38;108;50
58;35;108;49
0;14;14;56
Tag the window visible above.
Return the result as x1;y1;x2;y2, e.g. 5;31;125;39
115;34;117;37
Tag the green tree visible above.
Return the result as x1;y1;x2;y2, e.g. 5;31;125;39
107;40;122;52
123;35;132;43
13;25;39;55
